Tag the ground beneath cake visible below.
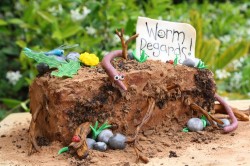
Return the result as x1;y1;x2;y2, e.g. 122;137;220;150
0;100;250;166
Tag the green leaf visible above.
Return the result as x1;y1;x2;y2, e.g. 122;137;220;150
90;121;112;140
201;119;207;127
51;60;80;78
52;24;82;40
61;25;82;40
174;55;178;66
0;109;9;121
52;30;62;40
198;38;220;70
189;10;203;55
0;98;22;108
182;127;189;132
125;18;136;34
215;41;249;69
8;18;24;25
132;50;148;63
90;125;97;139
94;121;98;129
196;60;207;69
0;19;7;26
139;50;148;63
132;50;140;62
16;40;27;48
20;102;29;112
13;77;26;92
23;48;81;78
25;77;33;85
99;122;112;131
23;48;67;68
58;147;69;154
36;11;55;23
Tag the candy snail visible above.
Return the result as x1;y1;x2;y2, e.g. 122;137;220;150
215;93;238;133
101;50;127;91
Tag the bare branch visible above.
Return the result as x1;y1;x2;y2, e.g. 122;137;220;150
126;98;155;163
116;29;138;60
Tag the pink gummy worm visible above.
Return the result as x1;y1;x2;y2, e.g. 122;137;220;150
101;50;127;91
214;93;238;133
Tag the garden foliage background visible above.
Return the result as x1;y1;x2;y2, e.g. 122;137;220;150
0;0;249;120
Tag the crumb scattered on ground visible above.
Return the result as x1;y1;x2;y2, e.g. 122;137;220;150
0;113;250;165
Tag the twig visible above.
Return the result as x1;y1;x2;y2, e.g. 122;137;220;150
135;146;149;163
126;98;155;143
214;103;249;121
115;29;138;60
9;99;30;112
126;98;155;163
28;120;41;155
125;33;139;45
190;103;223;128
69;122;91;159
213;113;230;119
33;104;42;122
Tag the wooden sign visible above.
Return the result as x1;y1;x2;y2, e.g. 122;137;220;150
136;17;196;63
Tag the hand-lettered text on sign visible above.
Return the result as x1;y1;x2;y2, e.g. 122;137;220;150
136;17;196;63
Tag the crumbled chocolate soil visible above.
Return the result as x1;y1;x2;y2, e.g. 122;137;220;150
0;113;250;165
169;150;178;158
36;136;50;146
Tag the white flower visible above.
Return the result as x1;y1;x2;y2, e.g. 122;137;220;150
48;6;56;13
239;57;245;63
48;4;63;16
121;5;126;10
124;35;129;41
238;4;248;12
247;19;250;26
6;71;22;85
112;34;130;46
71;6;91;21
233;72;242;82
15;2;22;11
219;35;231;43
247;29;250;37
101;51;109;56
114;35;121;44
215;69;231;80
229;59;242;70
158;16;163;20
229;72;242;90
210;13;217;20
58;4;63;14
86;26;96;35
247;92;250;97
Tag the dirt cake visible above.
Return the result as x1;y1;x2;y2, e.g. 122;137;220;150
28;59;216;147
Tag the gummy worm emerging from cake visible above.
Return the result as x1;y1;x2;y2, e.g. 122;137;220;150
215;93;238;133
101;50;127;91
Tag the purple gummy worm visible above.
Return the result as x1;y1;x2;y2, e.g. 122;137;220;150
214;93;238;133
101;50;127;91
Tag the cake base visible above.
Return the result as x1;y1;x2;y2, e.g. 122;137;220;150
28;60;215;147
